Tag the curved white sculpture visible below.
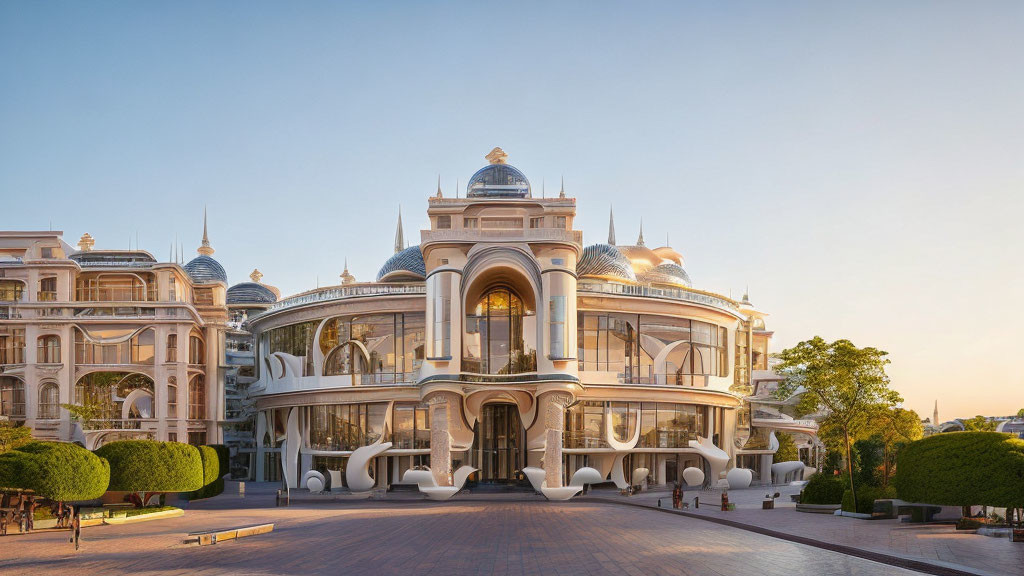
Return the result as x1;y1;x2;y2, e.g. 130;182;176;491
569;467;603;488
632;467;650;488
328;469;343;492
523;466;546;493
682;467;705;487
283;408;300;490
346;441;392;493
770;460;806;484
419;465;478;501
303;470;325;493
541;485;582;501
688;436;729;487
402;469;436;488
726;467;753;489
610;453;629;489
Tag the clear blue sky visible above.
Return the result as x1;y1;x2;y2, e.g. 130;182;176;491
2;1;1022;420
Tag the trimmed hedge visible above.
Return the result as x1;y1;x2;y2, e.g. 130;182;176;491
893;432;1024;508
0;442;110;501
207;444;229;479
95;440;203;493
189;445;224;500
800;473;845;505
841;485;897;514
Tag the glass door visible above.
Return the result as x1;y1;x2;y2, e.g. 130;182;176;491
471;403;523;483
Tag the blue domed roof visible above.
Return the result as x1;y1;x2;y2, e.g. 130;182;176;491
640;262;692;288
184;255;227;284
377;245;426;282
227;282;277;304
577;244;637;282
467;163;531;198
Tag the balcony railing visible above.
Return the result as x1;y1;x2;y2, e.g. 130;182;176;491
79;418;159;431
0;289;24;302
577;282;739;313
421;227;583;245
75;287;157;303
259;283;427;316
36;291;57;302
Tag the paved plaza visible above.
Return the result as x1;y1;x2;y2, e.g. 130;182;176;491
0;485;1019;576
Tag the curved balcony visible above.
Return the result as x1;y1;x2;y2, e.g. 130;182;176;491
256;283;426;318
577;282;740;315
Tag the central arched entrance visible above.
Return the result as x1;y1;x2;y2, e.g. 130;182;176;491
468;403;525;484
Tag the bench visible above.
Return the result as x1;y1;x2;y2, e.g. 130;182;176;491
897;504;942;523
186;523;274;546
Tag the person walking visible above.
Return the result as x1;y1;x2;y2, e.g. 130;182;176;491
25;497;35;532
0;509;7;536
70;508;81;551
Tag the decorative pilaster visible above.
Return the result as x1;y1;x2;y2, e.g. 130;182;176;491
427;394;453;486
542;392;573;488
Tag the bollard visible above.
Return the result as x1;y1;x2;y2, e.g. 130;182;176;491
239;482;246;496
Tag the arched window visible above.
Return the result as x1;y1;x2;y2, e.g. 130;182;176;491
167;376;178;418
0;377;26;418
323;341;369;378
167;334;178;362
188;375;205;419
38;382;59;419
463;287;536;375
37;335;61;364
189;332;205;365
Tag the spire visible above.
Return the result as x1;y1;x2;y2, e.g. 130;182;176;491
77;233;94;252
559;176;565;198
340;257;356;285
933;400;939;426
455;179;459;199
436;175;443;198
394;207;405;254
542;178;546;199
636;218;645;246
198;207;215;256
607;206;616;245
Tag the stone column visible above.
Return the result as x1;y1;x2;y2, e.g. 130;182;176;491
542;392;573;488
428;394;452;486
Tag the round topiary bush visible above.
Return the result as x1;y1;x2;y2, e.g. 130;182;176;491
188;445;224;500
893;431;1024;508
0;441;110;501
95;440;203;494
800;472;845;505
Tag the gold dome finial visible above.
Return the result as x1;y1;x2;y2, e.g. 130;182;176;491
198;206;215;256
485;147;508;165
250;269;263;283
78;233;95;252
340;258;356;285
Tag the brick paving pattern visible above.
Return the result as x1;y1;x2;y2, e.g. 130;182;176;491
0;493;923;576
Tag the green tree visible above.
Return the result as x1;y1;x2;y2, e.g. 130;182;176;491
774;337;900;512
1017;408;1024;419
868;407;923;486
0;441;110;501
95;440;202;507
773;431;799;463
0;421;33;453
962;415;997;432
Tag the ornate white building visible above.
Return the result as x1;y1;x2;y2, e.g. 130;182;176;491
247;148;820;492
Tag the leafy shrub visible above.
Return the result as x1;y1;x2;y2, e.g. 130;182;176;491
842;485;897;514
0;441;110;501
188;445;224;500
207;444;229;479
95;440;202;493
800;473;845;505
893;432;1024;508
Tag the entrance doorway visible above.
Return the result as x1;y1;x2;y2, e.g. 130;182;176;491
469;403;524;484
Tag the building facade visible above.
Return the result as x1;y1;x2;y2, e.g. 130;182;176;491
247;148;820;491
0;220;275;476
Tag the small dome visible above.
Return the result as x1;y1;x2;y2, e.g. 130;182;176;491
377;245;426;282
467;156;531;198
227;282;277;304
184;255;227;284
640;262;692;288
577;244;637;282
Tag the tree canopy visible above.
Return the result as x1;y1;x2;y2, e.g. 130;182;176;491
0;421;33;454
961;415;997;432
95;440;203;493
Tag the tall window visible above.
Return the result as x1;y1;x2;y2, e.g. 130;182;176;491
189;333;204;365
167;275;177;301
37;335;61;364
0;280;24;301
167;377;178;418
549;296;568;358
0;377;25;418
431;274;451;358
188;375;205;419
436;215;451;229
37;383;59;419
167;334;177;362
463;287;536;375
0;329;26;365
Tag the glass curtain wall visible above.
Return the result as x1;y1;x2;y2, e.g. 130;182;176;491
320;313;425;384
308;403;388;451
463;287;536;375
74;327;155;365
392;402;431;449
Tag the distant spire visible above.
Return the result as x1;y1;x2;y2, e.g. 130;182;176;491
436;175;443;198
340;258;356;285
169;242;173;262
198;207;215;256
455;179;459;199
934;400;939;426
559;176;565;198
636;218;645;246
394;207;405;254
608;206;616;245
